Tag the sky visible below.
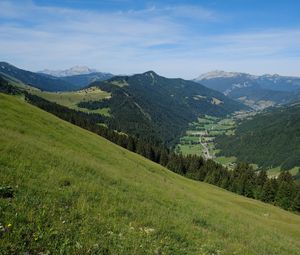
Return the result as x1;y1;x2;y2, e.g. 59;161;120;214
0;0;300;78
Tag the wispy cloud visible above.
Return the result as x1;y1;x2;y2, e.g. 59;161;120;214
126;4;218;21
0;0;299;78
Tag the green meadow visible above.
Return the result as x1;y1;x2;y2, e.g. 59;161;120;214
176;115;236;167
31;87;111;116
0;73;111;116
1;93;300;254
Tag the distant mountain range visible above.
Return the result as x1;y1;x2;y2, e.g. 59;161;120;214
3;61;300;108
60;72;114;88
38;66;114;88
0;62;113;91
38;66;99;77
194;71;300;109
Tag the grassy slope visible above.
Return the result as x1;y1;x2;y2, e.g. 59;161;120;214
31;87;111;115
0;93;300;254
0;72;111;116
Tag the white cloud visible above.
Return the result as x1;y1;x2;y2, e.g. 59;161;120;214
0;0;299;78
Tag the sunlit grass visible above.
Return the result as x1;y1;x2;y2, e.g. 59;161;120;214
1;93;300;254
31;86;111;116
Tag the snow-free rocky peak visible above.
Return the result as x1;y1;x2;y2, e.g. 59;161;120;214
39;66;98;77
194;70;256;81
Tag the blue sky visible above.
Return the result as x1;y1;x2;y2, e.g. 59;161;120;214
0;0;299;78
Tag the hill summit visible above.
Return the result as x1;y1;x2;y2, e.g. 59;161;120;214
87;71;247;144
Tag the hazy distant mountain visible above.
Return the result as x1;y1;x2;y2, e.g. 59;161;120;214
194;70;300;109
0;62;114;91
61;72;114;88
39;66;99;77
38;66;114;88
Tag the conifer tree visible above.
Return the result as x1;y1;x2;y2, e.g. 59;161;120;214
255;169;268;198
293;190;300;212
275;182;294;210
159;150;169;166
261;179;276;203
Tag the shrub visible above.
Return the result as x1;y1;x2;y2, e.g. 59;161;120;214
0;186;14;198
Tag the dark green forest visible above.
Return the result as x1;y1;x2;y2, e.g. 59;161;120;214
216;104;300;170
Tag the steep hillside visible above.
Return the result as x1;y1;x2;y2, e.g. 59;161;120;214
0;62;73;91
194;71;300;109
216;103;300;170
85;71;247;144
1;93;300;254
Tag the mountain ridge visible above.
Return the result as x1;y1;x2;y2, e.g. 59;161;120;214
194;70;300;109
38;65;99;77
0;62;74;91
85;71;247;144
0;62;113;91
195;70;300;82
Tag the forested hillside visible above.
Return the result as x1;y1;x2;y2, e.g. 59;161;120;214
83;71;247;144
216;103;300;170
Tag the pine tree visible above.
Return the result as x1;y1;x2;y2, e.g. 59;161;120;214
159;150;169;166
278;171;293;184
256;169;268;187
187;156;203;174
127;137;136;152
275;182;294;210
293;190;300;212
261;179;276;203
254;170;268;199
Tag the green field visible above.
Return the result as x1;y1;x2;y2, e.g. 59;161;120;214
1;94;300;254
31;87;111;116
214;156;237;166
180;135;200;144
176;144;204;156
177;115;236;166
267;166;300;179
0;74;112;116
